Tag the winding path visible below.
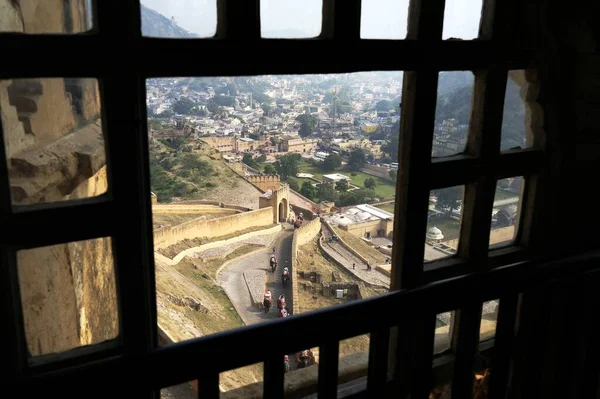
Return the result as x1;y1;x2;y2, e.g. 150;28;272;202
321;228;390;289
217;224;295;325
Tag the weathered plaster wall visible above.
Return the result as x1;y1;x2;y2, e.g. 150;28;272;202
17;167;117;356
153;207;274;250
0;0;114;357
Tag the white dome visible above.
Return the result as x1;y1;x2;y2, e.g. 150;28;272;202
426;226;444;240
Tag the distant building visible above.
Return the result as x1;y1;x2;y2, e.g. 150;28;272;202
322;173;351;184
280;138;318;153
324;204;394;239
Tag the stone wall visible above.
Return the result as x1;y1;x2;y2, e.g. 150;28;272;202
247;174;281;192
153;207;274;249
322;220;370;265
291;218;322;313
339;219;391;240
0;0;113;357
442;226;516;249
361;165;395;182
17;168;117;356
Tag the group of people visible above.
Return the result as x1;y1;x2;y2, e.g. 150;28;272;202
351;262;372;271
264;290;291;318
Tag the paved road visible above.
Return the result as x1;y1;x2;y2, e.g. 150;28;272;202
321;228;390;289
217;224;294;324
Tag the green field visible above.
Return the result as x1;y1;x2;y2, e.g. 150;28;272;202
346;171;396;200
297;162;397;200
297;161;325;181
375;202;396;213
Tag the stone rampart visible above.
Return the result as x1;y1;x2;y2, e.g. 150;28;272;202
153;207;274;250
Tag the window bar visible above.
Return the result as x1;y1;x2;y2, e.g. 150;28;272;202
318;340;340;398
389;317;437;397
390;0;445;390
197;372;220;399
264;353;285;399
450;303;484;398
217;0;260;40
321;0;362;40
0;121;27;378
488;294;519;399
367;328;390;396
96;0;157;361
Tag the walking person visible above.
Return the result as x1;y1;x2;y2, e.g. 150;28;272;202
352;263;355;270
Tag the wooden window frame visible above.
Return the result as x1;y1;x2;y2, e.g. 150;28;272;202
0;0;595;398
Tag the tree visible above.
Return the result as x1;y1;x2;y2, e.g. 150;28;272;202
173;97;197;115
317;183;338;202
321;153;342;171
296;114;319;138
270;137;277;146
209;95;235;107
256;154;267;163
262;103;271;116
348;148;366;171
242;153;257;169
287;177;300;192
389;170;397;181
263;163;277;175
276;154;301;179
364;177;377;190
381;120;400;161
300;181;317;201
433;186;463;215
335;180;349;192
148;119;163;130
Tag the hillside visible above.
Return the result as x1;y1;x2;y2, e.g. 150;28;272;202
149;137;262;208
141;5;197;38
435;77;526;149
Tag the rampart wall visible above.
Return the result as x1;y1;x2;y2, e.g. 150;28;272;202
153;207;274;249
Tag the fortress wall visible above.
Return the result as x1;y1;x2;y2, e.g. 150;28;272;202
291;218;322;313
247;175;281;192
153;207;274;249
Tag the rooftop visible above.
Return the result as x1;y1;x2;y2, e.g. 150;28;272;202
323;173;351;182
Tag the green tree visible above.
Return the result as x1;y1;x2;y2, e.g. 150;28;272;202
263;163;277;175
173;97;197;115
287;177;300;192
256;154;267;163
300;181;317;201
276;153;301;179
321;153;342;171
270;137;277;146
364;177;377;190
317;183;338;202
262;103;271;116
159;109;174;118
389;170;397;181
242;153;257;169
381;120;400;161
296;114;319;138
207;102;221;114
209;95;235;107
335;180;349;192
148;119;163;130
433;186;463;215
348;148;366;171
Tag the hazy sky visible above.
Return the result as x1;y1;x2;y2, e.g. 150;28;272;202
141;0;482;39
